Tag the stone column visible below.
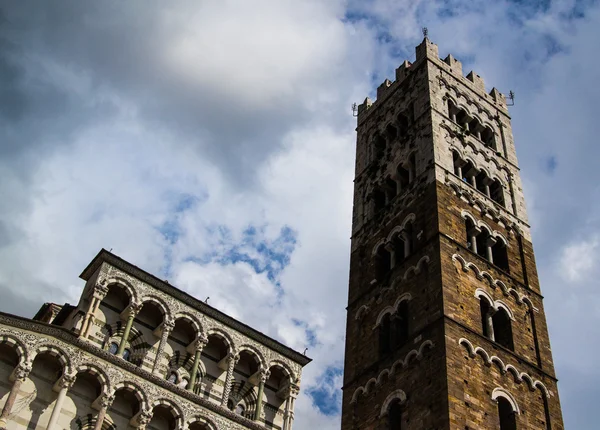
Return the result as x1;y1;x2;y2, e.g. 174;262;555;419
450;112;456;122
93;393;114;430
188;338;208;392
282;395;292;430
485;237;497;264
455;165;462;179
385;243;395;269
221;354;239;407
486;309;496;342
47;374;76;430
0;363;31;429
467;226;480;254
82;283;109;339
286;385;299;430
136;410;154;430
254;369;270;421
152;318;175;375
469;174;477;188
117;303;142;357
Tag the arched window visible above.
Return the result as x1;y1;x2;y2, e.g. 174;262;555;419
397;165;410;192
385;178;398;203
167;372;178;384
481;127;496;150
452;151;465;177
447;100;458;123
379;314;392;357
386;124;398;145
235;403;245;416
374;134;386;158
498;396;517;430
375;245;392;280
108;342;118;355
122;348;131;361
475;228;492;260
398;111;410;135
490;179;505;207
476;170;489;195
465;218;479;253
492;240;509;272
388;398;404;430
493;308;514;351
479;298;494;340
393;302;409;349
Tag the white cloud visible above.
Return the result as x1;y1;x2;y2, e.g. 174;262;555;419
560;236;600;282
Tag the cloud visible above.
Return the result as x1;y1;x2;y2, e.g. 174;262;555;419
1;0;600;429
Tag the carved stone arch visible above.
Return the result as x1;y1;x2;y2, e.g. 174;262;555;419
393;293;412;312
0;334;28;364
188;416;218;430
400;213;416;230
138;295;172;321
371;238;387;257
474;288;494;307
111;381;149;410
101;323;146;365
386;226;404;243
379;389;407;417
268;359;296;384
104;277;138;304
460;210;477;225
478;222;493;236
355;305;369;321
374;306;395;328
205;327;235;354
534;380;550;399
350;386;365;403
493;231;509;246
75;363;111;395
446;93;459;107
237;344;268;370
151;398;184;423
494;300;515;320
491;387;520;414
173;312;204;337
32;344;73;374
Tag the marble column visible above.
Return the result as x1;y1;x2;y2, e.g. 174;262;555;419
47;374;76;430
93;393;114;430
152;318;175;375
486;309;496;342
254;369;270;421
0;364;31;429
188;338;207;392
82;283;109;339
486;237;497;264
117;303;142;357
221;354;239;407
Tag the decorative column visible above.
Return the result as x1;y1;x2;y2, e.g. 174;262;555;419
254;369;270;421
385;243;395;269
152;317;175;375
486;309;496;341
468;226;480;254
82;282;109;339
47;374;76;430
117;303;142;357
221;354;239;407
284;385;299;430
282;395;292;430
485;237;497;264
188;337;208;392
0;363;31;429
136;410;154;430
93;393;114;430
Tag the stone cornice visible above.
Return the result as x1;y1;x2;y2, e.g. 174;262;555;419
80;249;311;367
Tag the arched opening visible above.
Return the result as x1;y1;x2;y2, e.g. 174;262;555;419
476;170;490;196
386;123;398;145
375;245;392;280
393;301;409;349
456;109;470;130
26;352;65;429
493;308;514;351
135;301;166;370
0;342;20;410
265;365;289;427
475;227;492;260
447;100;458;123
385;178;398;203
490;179;505;206
374;134;386;159
373;188;386;213
498;396;517;430
97;284;132;344
107;387;141;429
469;117;481;138
379;314;392;357
148;404;178;430
479;298;494;340
398;111;410;135
397;165;410;193
452;151;465;177
392;234;408;266
492;240;509;272
164;317;197;382
66;371;104;429
465;217;479;253
481;127;496;150
234;350;260;381
461;160;477;186
189;421;211;430
200;334;229;398
388;398;404;430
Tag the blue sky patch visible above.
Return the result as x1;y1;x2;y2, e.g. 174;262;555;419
306;366;344;416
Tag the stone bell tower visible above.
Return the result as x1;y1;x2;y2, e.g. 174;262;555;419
341;38;564;430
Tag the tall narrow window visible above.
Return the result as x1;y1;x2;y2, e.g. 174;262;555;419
490;179;505;207
493;308;514;351
498;397;517;430
481;127;497;150
376;246;392;280
394;301;409;349
379;314;392;357
492;240;509;272
479;299;493;340
388;399;403;430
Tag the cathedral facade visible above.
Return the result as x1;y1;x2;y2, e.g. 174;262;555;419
0;249;309;429
341;39;564;429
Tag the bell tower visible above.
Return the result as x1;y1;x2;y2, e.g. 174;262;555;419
341;38;564;430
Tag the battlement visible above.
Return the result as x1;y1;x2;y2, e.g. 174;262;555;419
357;38;509;121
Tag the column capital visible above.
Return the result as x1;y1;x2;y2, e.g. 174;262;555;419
12;363;32;382
137;410;154;426
163;317;176;333
128;302;144;317
195;337;208;351
259;368;271;383
57;373;76;390
228;353;240;365
93;282;109;300
99;393;115;409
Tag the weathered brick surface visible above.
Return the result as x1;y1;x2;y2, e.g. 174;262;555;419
342;38;564;430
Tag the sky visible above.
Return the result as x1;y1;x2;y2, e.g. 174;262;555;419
0;0;599;428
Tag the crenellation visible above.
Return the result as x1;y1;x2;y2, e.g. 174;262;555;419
466;71;486;93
